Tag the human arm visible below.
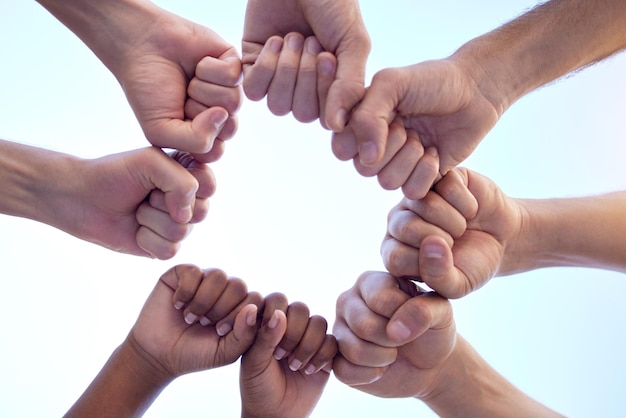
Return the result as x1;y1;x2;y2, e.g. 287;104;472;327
333;0;626;196
239;292;337;418
36;0;242;160
242;0;370;130
383;167;626;298
65;264;262;418
332;271;561;417
0;139;214;259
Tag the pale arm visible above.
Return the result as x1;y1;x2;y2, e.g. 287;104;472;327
501;193;626;276
423;335;561;418
36;0;242;156
453;0;626;115
0;138;80;226
0;139;214;259
35;0;158;76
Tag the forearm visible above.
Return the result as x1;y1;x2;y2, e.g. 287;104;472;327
500;192;626;275
0;139;78;227
65;339;171;418
451;0;626;115
35;0;163;75
423;335;561;418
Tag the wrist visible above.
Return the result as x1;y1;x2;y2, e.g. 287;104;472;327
495;198;536;276
65;339;172;418
448;44;513;118
122;334;176;390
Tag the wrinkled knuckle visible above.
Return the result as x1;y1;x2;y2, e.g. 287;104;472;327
383;249;404;276
354;317;380;340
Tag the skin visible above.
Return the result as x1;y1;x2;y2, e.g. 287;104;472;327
66;264;263;417
383;167;626;298
66;264;335;417
333;271;562;417
0;140;214;259
36;0;243;161
332;0;626;198
240;293;337;418
242;0;371;131
242;33;336;125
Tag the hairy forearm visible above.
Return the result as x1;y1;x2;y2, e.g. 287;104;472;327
500;192;626;275
35;0;162;75
451;0;626;115
65;340;170;418
423;335;561;418
0;139;78;226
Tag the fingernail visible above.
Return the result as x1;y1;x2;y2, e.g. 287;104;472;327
427;146;438;158
287;35;303;51
423;243;445;259
388;320;411;341
184;312;198;325
304;364;316;375
269;38;283;54
289;359;303;372
359;141;378;165
268;310;280;329
199;316;212;327
174;301;185;310
273;347;287;361
246;307;258;327
305;38;322;55
217;322;232;336
178;205;192;223
211;111;229;128
318;56;335;76
335;108;348;129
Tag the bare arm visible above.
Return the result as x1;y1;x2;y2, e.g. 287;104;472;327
64;341;170;418
0;138;77;226
502;192;626;275
424;335;561;418
36;0;242;156
454;0;626;115
35;0;156;75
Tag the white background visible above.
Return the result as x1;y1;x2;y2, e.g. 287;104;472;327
1;1;626;417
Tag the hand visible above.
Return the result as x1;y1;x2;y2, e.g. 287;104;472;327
242;0;371;130
333;271;456;399
129;265;262;381
240;293;337;418
113;7;243;160
184;51;243;163
242;32;336;125
382;168;523;298
70;147;214;259
332;59;501;198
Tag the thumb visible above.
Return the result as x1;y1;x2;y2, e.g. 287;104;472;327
345;68;401;167
242;310;287;374
143;149;199;224
418;235;468;299
323;37;370;132
219;304;260;362
149;107;230;155
386;292;453;347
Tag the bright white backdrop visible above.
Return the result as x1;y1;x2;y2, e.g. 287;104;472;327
1;1;626;417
